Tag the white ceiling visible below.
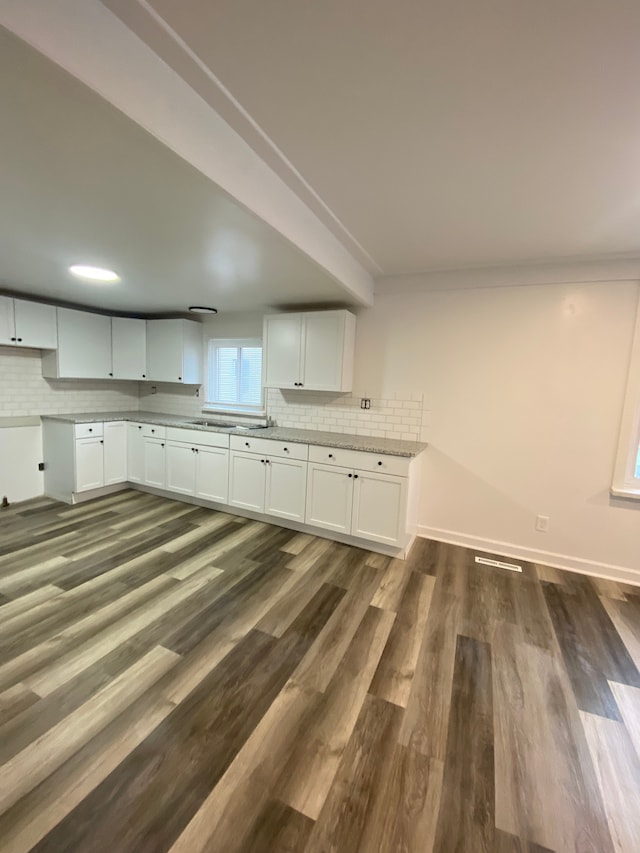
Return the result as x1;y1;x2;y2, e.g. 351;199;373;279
3;0;640;316
108;0;640;274
0;26;353;314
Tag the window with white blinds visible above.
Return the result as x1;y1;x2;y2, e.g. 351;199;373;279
206;338;263;412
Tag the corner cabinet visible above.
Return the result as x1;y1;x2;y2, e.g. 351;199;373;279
42;308;112;379
112;317;147;380
263;309;356;391
146;319;202;384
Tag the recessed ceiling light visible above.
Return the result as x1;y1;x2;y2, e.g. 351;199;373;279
188;306;218;314
69;264;121;283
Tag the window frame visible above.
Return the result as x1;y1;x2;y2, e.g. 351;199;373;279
203;337;265;415
612;294;640;498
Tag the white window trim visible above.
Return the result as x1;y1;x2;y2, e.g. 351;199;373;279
203;337;265;416
612;288;640;498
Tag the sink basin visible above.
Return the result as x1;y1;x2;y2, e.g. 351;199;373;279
186;419;267;430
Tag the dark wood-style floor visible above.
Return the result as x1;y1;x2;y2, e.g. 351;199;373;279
0;490;639;852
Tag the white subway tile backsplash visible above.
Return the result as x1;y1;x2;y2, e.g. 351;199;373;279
0;347;138;418
0;347;427;443
264;388;424;442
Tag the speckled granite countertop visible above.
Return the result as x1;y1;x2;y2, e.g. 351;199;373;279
41;411;427;457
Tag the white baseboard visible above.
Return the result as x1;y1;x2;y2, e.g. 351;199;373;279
417;525;640;587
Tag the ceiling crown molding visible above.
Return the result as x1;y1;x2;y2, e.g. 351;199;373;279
375;255;640;294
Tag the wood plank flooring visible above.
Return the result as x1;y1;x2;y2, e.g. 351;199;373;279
1;490;639;852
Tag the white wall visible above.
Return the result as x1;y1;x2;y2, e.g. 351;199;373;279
355;279;640;579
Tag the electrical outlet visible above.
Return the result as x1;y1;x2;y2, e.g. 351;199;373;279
360;398;371;410
38;462;45;471
195;388;200;398
535;515;549;533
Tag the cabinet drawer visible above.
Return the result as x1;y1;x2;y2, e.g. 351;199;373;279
74;422;103;439
230;434;308;461
308;445;410;477
142;424;166;439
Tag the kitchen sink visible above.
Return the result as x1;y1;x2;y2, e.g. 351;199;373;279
186;419;267;430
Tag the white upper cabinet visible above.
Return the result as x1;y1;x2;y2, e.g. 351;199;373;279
146;319;203;384
42;307;112;379
263;309;356;392
0;296;57;349
111;317;146;380
262;313;302;389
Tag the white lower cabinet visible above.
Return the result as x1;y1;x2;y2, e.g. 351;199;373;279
143;438;166;489
75;437;105;493
306;462;407;547
47;418;419;554
305;463;353;534
229;451;267;512
229;450;307;520
127;423;145;483
166;442;196;496
104;421;127;485
264;457;308;522
164;441;229;502
351;470;407;546
195;446;229;503
74;421;127;493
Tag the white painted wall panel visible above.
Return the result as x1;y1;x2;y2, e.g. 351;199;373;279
354;279;640;579
0;425;43;503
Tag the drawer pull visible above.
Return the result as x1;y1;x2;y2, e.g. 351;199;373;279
378;461;383;466
88;428;93;432
354;474;359;479
348;473;352;478
328;453;333;458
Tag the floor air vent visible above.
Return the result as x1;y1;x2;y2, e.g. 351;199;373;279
474;556;523;573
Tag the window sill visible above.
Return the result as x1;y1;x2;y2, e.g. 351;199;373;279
610;485;640;500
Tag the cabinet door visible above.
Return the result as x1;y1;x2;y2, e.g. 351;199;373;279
166;442;196;495
112;317;146;380
13;300;57;349
351;470;407;547
263;313;302;388
75;437;105;492
0;296;15;345
302;311;347;391
305;462;353;534
146;319;183;382
228;451;266;512
56;308;112;378
127;423;145;483
265;458;307;522
143;438;166;489
103;421;127;485
195;446;229;503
